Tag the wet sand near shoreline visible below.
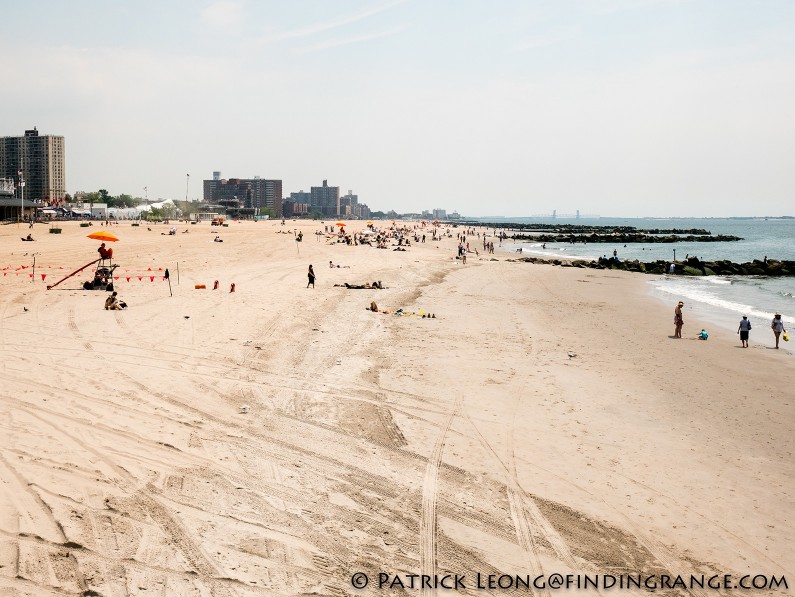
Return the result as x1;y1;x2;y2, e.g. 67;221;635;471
1;220;793;596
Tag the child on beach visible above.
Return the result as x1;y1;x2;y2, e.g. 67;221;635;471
699;329;708;340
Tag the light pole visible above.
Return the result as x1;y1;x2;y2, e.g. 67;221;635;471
144;187;148;221
185;174;190;220
18;168;24;227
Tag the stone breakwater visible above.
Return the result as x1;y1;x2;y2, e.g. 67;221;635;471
468;222;715;235
510;233;742;243
510;256;795;276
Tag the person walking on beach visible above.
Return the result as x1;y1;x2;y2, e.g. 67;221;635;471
307;265;316;288
738;315;752;348
771;313;786;349
674;301;684;338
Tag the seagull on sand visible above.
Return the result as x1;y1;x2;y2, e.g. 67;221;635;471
567;351;576;359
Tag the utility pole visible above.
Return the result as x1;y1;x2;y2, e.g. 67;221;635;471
18;168;24;227
185;174;190;219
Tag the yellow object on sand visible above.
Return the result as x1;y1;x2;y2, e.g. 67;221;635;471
783;332;789;342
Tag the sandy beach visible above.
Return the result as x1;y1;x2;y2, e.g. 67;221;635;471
0;219;793;596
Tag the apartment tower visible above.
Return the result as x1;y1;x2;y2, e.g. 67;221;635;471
0;127;66;204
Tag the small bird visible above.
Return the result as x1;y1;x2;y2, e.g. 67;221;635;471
567;351;576;359
23;307;29;312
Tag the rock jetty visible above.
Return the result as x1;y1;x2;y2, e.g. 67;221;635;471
510;256;795;276
511;233;742;243
470;222;715;235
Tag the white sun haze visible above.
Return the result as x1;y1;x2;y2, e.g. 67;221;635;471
257;0;407;43
201;1;244;29
2;0;794;216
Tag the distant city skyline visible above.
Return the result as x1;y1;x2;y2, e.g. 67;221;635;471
2;1;794;217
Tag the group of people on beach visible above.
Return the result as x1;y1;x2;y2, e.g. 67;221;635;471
675;301;788;349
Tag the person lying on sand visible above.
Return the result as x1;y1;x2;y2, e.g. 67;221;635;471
367;305;436;317
329;260;350;268
21;234;34;241
214;237;224;242
335;281;385;289
343;283;371;289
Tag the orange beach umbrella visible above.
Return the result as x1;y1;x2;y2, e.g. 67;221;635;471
87;231;120;242
336;221;346;227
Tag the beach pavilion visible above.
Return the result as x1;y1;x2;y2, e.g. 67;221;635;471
0;197;39;222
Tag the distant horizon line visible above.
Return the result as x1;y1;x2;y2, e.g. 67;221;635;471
464;215;794;220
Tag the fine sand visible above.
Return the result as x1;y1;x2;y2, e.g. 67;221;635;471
0;220;793;596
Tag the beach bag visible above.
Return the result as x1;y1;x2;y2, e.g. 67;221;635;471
784;332;790;342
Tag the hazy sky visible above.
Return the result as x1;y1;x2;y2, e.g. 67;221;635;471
3;0;794;216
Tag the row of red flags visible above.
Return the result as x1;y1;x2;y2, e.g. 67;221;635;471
2;266;166;272
3;272;167;282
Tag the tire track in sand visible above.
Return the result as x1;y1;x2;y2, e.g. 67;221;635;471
12;405;231;597
419;398;458;597
461;405;548;597
497;307;711;597
66;305;93;351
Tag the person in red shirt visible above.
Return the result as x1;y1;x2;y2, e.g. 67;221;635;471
98;243;113;260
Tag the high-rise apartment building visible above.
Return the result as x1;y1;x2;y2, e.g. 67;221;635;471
0;127;66;204
310;180;340;217
203;175;283;217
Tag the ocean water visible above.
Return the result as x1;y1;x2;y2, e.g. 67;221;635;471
486;217;795;348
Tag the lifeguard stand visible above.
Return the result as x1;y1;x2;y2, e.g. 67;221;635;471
84;262;118;291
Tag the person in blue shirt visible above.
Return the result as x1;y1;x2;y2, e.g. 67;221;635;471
738;316;751;348
698;329;708;340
